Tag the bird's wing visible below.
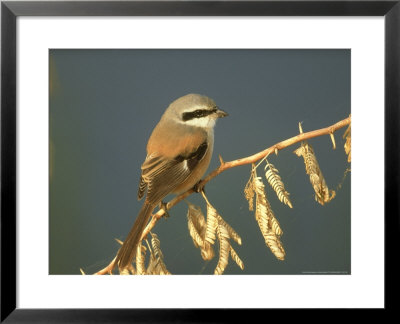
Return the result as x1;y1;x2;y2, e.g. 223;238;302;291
137;176;147;200
137;140;209;203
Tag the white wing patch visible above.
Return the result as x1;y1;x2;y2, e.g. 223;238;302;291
183;160;189;172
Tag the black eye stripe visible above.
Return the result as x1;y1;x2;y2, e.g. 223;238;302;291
182;107;218;121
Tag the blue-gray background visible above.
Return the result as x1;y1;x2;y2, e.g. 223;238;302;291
49;49;351;275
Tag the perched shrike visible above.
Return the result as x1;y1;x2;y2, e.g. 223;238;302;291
116;94;228;269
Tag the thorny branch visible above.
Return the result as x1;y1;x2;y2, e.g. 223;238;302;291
95;115;351;274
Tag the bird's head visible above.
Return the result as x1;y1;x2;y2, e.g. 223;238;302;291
165;93;228;130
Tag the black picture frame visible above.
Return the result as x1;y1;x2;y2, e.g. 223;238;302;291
1;0;398;321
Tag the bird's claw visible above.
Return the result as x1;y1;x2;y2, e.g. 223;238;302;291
193;181;205;194
159;201;170;218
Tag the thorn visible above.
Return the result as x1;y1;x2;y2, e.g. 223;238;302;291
274;147;279;155
298;122;304;134
80;268;86;275
330;132;336;150
219;154;224;165
115;238;123;245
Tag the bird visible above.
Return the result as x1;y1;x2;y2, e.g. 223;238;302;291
115;93;228;270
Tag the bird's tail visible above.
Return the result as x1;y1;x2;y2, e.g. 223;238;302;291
115;201;156;269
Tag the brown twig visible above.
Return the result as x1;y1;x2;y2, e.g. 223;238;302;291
94;115;351;275
94;257;116;275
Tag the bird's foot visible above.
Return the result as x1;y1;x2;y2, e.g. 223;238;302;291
159;201;170;218
193;181;205;194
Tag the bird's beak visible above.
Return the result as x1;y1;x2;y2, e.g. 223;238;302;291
216;108;228;118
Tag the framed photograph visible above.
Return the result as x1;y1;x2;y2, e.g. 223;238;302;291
1;0;398;321
48;48;351;277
